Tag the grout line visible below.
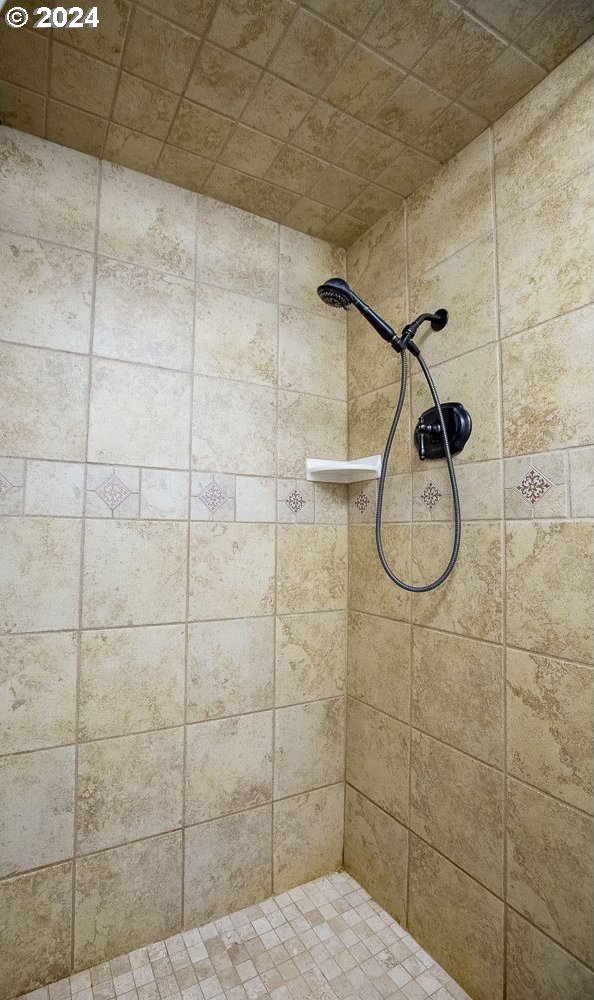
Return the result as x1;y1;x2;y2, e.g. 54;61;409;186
403;194;414;931
271;221;281;893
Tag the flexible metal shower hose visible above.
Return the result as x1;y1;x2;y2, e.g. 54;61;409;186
375;348;461;592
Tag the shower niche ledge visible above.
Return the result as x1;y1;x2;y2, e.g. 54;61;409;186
306;455;381;483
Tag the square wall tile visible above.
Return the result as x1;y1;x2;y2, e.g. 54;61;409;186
191;471;235;521
82;519;187;628
273;783;344;893
507;649;592;813
99;161;196;278
349;383;410;472
348;612;410;723
196;195;279;301
349;524;410;623
274;697;345;797
140;469;189;520
407;131;492;277
411;627;504;767
0;126;98;250
184;806;271;927
279;306;346;399
506;520;593;664
192;376;276;476
74;832;182;970
123;7;199;93
346;698;409;824
346;205;405;305
279;227;345;317
410;731;504;895
570;446;594;517
507;778;592;965
187;617;274;722
186;712;273;824
94;258;194;371
79;625;185;741
0;632;77;754
408;836;504;1000
0;342;88;461
88;358;191;469
347;289;407;400
412;522;503;643
85;463;140;519
194;283;277;386
24;460;85;516
278;390;347;479
76;729;183;854
0;233;93;353
506;910;594;1000
235;476;277;522
0;862;72;999
277;525;347;614
189;523;275;620
276;611;346;706
344;786;407;924
1;746;75;876
1;517;82;632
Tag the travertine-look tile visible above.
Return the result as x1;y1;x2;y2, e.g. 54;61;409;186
45;100;107;159
349;524;411;623
348;290;407;399
279;227;346;316
314;481;349;524
112;73;178;140
235;475;277;522
411;731;504;894
77;728;183;854
346;698;409;823
196;195;278;300
1;746;75;876
0;126;97;250
0;233;93;354
155;144;213;191
273;784;344;893
85;463;140;519
94;258;194;371
277;391;347;479
186;712;273;823
140;469;189;520
507;778;593;964
189;523;275;620
504;453;567;520
0;342;88;462
103;123;163;173
416;102;487;164
186;42;260;118
507;649;592;813
412;627;504;767
408;234;496;366
407;131;492;277
570;446;594;516
79;625;185;741
363;0;459;69
0;457;23;515
88;358;191;469
98;162;196;279
50;42;118;117
498;173;593;338
408;836;504;1000
506;520;593;664
517;5;593;76
1;862;72;999
462;46;546;122
82;519;187;628
74;832;182;969
349;383;410;472
219;123;283;177
344;786;408;923
192;376;276;476
0;83;45;139
277;525;347;614
23;460;84;517
348;612;410;722
194;284;277;386
412;522;503;643
204;162;299;221
279;306;346;399
188;617;274;721
275;698;345;797
241;73;314;141
506;909;594;1000
208;0;294;67
324;44;405;123
270;8;352;95
346;204;405;305
0;632;77;754
122;7;198;92
1;517;82;633
501;306;594;454
184;807;271;926
415;10;505;100
276;611;346;706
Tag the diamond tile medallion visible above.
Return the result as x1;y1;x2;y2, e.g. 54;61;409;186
515;466;553;506
17;873;470;1000
96;473;132;511
354;492;370;513
285;488;306;513
199;479;229;513
419;482;442;511
0;471;13;497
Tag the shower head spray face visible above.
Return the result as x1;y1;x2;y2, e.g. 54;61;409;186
316;278;353;310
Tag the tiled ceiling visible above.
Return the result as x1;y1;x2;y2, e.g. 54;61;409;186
1;0;592;245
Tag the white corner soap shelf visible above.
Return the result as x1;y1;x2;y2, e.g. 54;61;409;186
305;455;382;483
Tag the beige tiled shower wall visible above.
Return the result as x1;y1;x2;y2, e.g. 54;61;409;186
344;38;594;1000
0;124;349;1000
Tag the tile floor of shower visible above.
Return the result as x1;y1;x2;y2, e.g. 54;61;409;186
18;873;469;1000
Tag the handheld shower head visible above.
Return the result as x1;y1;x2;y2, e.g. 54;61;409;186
316;278;354;310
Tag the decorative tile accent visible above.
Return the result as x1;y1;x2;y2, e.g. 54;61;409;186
285;488;306;513
419;481;443;510
354;490;370;513
17;872;470;1000
96;473;131;511
199;479;228;513
516;465;553;506
0;472;13;497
